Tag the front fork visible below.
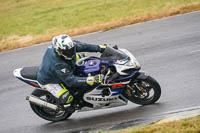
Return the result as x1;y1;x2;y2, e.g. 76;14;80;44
123;71;148;98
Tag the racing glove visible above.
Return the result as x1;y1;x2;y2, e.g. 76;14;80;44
86;74;104;86
99;44;107;53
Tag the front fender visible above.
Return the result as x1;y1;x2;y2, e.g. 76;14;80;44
136;72;148;80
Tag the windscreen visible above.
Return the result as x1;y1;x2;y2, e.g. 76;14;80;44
100;45;128;60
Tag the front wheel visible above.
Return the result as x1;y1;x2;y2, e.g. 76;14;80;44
30;89;73;122
123;76;161;105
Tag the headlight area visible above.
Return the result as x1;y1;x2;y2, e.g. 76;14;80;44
125;58;141;69
119;49;141;69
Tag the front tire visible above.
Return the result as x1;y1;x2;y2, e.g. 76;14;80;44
30;89;73;122
123;76;161;105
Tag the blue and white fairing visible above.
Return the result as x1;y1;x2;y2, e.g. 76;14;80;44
76;46;141;76
78;46;141;111
114;48;141;75
82;85;128;111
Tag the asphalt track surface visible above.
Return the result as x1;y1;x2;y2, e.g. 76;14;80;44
0;11;200;133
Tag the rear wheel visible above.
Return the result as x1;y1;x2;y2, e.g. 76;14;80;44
30;89;73;122
123;76;161;105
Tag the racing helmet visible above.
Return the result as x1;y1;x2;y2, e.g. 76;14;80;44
52;34;75;60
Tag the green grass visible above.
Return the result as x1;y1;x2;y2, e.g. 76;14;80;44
0;0;200;51
105;116;200;133
0;0;198;37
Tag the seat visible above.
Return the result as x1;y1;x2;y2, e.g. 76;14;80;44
21;66;39;80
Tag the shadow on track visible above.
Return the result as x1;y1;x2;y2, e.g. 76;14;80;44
38;103;164;132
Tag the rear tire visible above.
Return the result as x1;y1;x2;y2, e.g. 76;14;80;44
123;76;161;105
30;89;73;122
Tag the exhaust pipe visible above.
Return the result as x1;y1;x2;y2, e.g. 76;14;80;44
26;95;59;111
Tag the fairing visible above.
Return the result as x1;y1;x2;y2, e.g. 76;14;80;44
82;85;128;111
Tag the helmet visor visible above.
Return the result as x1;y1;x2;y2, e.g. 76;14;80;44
60;47;76;59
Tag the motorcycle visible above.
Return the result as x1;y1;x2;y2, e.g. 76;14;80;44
13;45;161;122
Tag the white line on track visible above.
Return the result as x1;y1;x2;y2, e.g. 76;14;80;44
190;49;200;54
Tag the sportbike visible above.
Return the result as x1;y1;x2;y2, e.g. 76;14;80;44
13;45;161;122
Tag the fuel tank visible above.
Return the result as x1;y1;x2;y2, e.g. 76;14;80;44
75;57;101;76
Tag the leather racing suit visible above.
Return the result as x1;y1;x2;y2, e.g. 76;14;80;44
37;40;102;104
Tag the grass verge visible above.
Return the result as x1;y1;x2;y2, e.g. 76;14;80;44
0;0;200;52
106;116;200;133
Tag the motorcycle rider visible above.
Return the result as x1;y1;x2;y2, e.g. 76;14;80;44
37;34;107;107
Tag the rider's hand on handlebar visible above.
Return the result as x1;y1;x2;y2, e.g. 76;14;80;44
99;44;119;53
99;44;107;53
86;74;104;86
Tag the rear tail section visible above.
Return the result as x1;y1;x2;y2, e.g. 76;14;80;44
13;67;40;88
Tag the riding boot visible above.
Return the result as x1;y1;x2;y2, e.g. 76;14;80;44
58;91;74;105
